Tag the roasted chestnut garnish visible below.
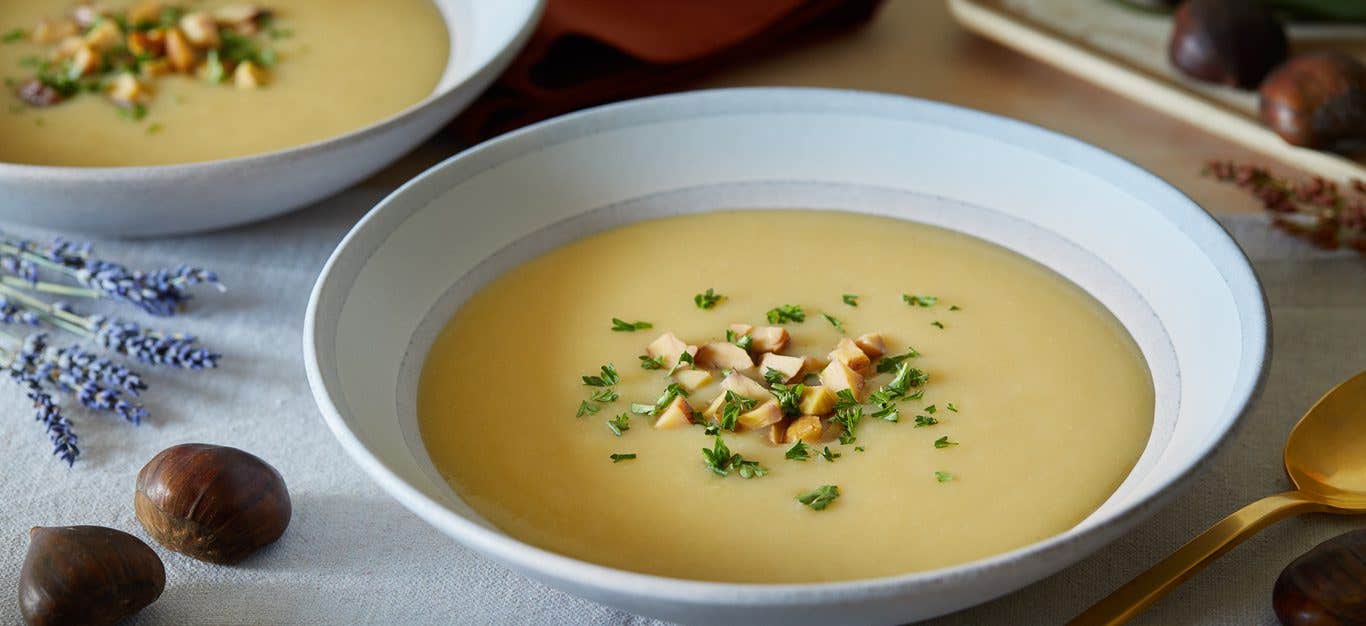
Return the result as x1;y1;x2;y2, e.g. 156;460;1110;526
1260;52;1366;149
18;525;165;626
1274;529;1366;625
135;443;291;564
1169;0;1288;89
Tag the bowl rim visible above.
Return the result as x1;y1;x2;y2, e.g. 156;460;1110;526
303;87;1271;604
0;0;545;177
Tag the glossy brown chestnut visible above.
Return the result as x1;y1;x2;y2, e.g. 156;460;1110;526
18;525;165;626
1260;52;1366;149
135;443;291;564
1169;0;1288;89
1274;529;1366;625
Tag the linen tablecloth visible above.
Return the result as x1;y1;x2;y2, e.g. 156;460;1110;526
0;140;1362;625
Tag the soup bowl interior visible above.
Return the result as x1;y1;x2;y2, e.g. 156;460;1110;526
305;88;1268;625
0;0;543;236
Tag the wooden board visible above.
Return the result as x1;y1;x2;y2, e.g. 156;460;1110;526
948;0;1366;180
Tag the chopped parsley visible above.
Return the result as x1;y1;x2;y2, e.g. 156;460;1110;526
950;305;962;311
914;415;939;427
935;471;954;483
203;49;227;84
831;389;863;445
924;404;937;414
694;288;724;309
606;413;631;436
146;122;162;135
821;312;845;333
947;402;959;413
576;401;600;418
666;351;694;376
611;318;653;332
701;436;768;479
609;453;637;463
630;403;655;415
763;367;786;385
934;436;959;449
855;446;866;452
590;389;619;403
766;304;806;324
648;383;688;415
875;348;920;374
931;320;945;329
725;329;753;351
2;28;26;44
796;485;840;510
719;391;758;431
768;383;805;416
581;364;620;387
865;362;928;422
903;294;939;308
842;294;859;307
639;354;665;370
820;446;841;463
785;441;811;461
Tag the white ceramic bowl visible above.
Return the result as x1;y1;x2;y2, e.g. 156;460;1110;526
0;0;542;237
304;88;1269;625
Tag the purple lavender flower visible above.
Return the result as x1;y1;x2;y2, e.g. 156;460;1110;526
90;315;221;370
7;343;78;465
73;260;220;317
28;334;148;426
0;297;40;326
53;346;147;397
0;253;38;285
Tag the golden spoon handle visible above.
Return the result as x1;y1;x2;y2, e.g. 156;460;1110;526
1069;491;1325;626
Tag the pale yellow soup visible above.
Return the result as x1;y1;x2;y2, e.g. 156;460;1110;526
419;210;1154;583
0;0;448;166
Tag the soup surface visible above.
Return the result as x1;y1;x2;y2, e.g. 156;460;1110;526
0;0;448;166
419;210;1154;583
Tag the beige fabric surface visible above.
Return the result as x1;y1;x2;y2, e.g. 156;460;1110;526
0;140;1361;624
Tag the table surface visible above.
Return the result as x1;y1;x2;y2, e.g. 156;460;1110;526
2;2;1362;625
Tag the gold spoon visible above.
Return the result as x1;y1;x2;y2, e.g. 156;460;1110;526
1072;370;1366;625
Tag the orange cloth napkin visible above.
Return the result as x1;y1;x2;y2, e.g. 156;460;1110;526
449;0;885;142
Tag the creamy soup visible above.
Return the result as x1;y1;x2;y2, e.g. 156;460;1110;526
418;210;1154;583
0;0;447;166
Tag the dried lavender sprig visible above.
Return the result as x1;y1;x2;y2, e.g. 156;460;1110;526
25;333;147;426
0;296;41;326
3;343;79;465
0;252;37;285
52;345;148;397
0;235;223;316
91;315;220;370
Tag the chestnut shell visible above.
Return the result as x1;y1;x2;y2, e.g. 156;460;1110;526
135;443;291;564
18;526;165;626
1169;0;1288;89
1274;529;1366;625
1260;52;1366;149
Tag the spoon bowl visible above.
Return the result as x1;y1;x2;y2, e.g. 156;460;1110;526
1285;371;1366;507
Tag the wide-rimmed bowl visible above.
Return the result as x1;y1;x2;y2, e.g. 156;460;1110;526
0;0;542;237
304;88;1269;625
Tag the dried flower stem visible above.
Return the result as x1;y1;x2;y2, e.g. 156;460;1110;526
1204;160;1366;253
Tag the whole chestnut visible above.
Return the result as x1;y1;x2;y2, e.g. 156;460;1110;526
1274;529;1366;625
18;525;165;626
1169;0;1288;89
1260;52;1366;149
135;443;291;564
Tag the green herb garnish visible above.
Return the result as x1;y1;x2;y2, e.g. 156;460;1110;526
2;28;26;44
946;402;958;412
648;383;688;416
768;383;805;417
146;122;162;135
590;389;619;403
914;415;938;427
903;294;938;307
949;305;962;311
934;436;958;449
820;446;841;463
842;294;859;307
797;485;840;510
666;351;694;376
924;404;937;414
719;391;758;431
766;304;806;324
763;367;785;385
725;329;753;351
576;401;600;418
821;312;845;333
875;348;920;374
701;436;767;478
931;321;945;329
785;441;810;461
581;364;620;387
831;389;863;445
694;288;724;310
610;453;637;463
606;413;631;436
935;471;954;483
202;49;226;84
630;403;655;415
611;318;653;332
639;354;665;370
